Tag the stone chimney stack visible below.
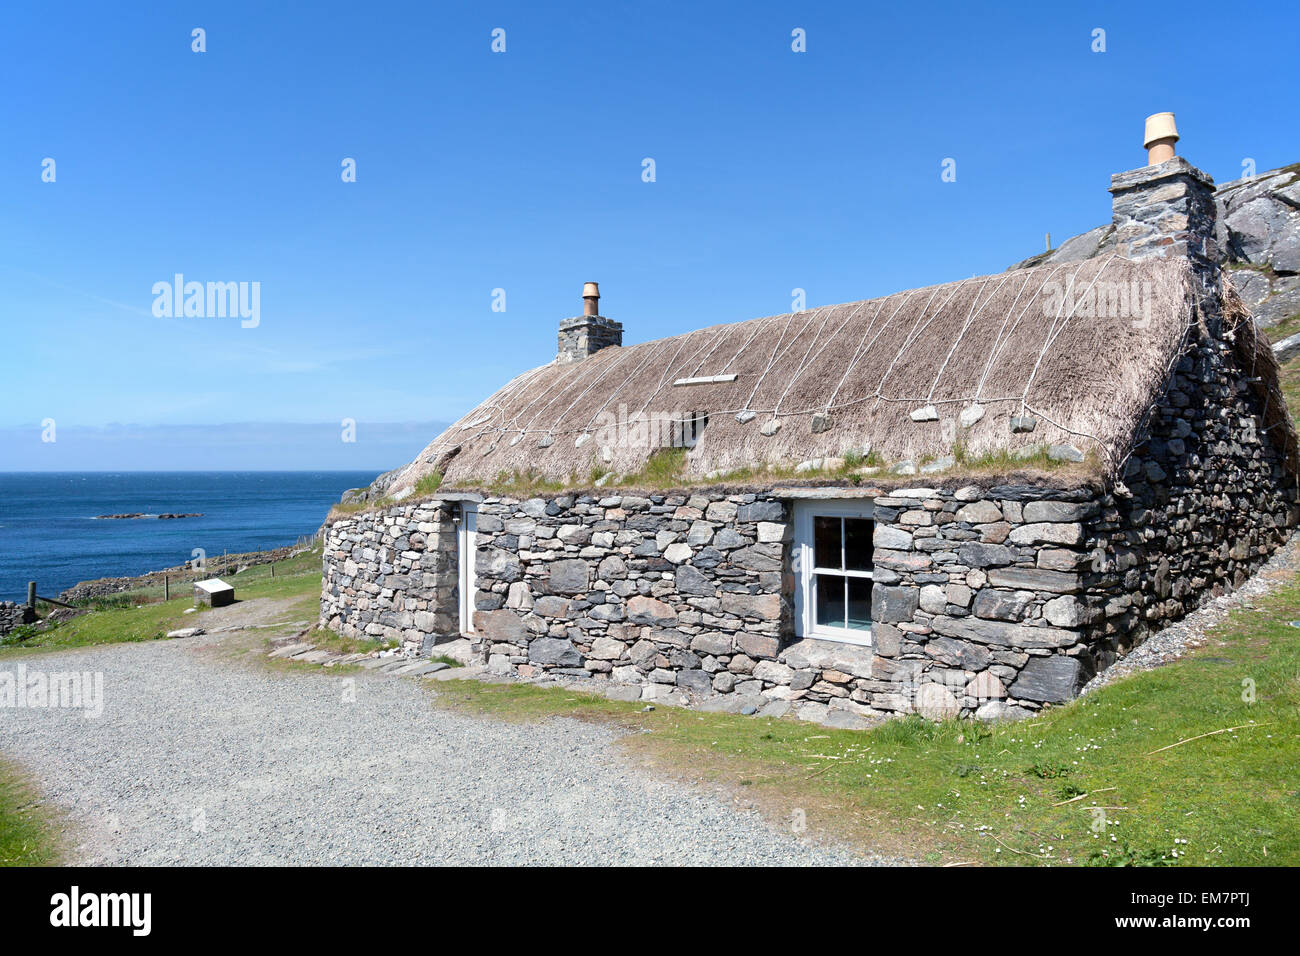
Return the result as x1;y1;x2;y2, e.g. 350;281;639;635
557;281;623;364
1109;112;1218;274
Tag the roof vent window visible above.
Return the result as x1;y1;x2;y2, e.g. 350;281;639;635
671;411;709;449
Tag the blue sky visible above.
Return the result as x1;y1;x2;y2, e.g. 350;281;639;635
3;1;1298;469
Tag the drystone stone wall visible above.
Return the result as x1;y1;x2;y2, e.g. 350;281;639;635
470;492;790;703
466;486;1119;721
1080;326;1299;668
0;601;35;635
320;502;459;654
858;485;1104;719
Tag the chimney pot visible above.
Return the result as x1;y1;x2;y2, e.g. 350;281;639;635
1143;112;1179;165
1110;115;1216;268
557;281;621;363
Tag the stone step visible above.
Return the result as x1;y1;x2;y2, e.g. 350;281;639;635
393;660;449;676
427;637;475;666
268;642;314;659
292;650;334;664
425;665;484;681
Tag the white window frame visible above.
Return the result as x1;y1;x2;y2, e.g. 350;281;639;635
792;499;874;646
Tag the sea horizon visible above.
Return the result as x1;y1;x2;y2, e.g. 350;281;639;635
0;470;379;601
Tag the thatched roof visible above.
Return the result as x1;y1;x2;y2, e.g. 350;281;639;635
382;255;1288;492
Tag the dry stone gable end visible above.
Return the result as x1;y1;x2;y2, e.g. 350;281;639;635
321;116;1300;721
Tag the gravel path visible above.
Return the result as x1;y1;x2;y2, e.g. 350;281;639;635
0;604;888;866
1083;531;1300;693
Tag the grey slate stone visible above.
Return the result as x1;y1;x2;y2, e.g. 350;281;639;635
972;588;1032;621
1022;500;1099;523
929;615;1078;649
1008;654;1092;703
528;637;583;667
924;636;992;670
674;564;714;597
548;558;590;594
986;567;1083;594
871;585;919;624
956;542;1015;568
737;501;784;523
675;669;713;696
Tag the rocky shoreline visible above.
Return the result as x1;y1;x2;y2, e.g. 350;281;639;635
57;542;315;603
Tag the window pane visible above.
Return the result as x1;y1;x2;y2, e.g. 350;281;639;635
844;518;874;571
847;577;873;630
813;516;841;570
815;574;846;629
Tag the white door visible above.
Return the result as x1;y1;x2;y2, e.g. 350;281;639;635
458;504;478;634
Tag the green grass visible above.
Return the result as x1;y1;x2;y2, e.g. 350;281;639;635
620;447;687;487
446;442;1096;496
1264;310;1300;344
478;469;574;497
413;472;443;496
0;594;190;654
0;756;61;865
0;549;327;862
1280;357;1300;428
0;547;324;655
434;573;1300;866
292;624;397;657
331;496;394;516
951;442;1102;475
1267;316;1300;430
223;547;323;600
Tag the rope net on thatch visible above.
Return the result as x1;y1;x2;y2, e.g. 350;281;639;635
391;256;1227;488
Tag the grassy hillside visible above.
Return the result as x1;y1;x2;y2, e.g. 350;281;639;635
1269;317;1300;427
0;547;322;656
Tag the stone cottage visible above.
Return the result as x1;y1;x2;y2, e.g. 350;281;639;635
321;115;1299;722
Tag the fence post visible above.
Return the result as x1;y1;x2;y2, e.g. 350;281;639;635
27;581;36;609
164;575;170;601
270;563;275;578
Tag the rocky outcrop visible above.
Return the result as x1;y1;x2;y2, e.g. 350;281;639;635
1010;163;1300;328
93;512;203;520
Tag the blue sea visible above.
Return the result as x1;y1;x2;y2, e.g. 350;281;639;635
0;472;379;601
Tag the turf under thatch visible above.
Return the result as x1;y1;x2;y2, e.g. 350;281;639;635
385;256;1289;492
